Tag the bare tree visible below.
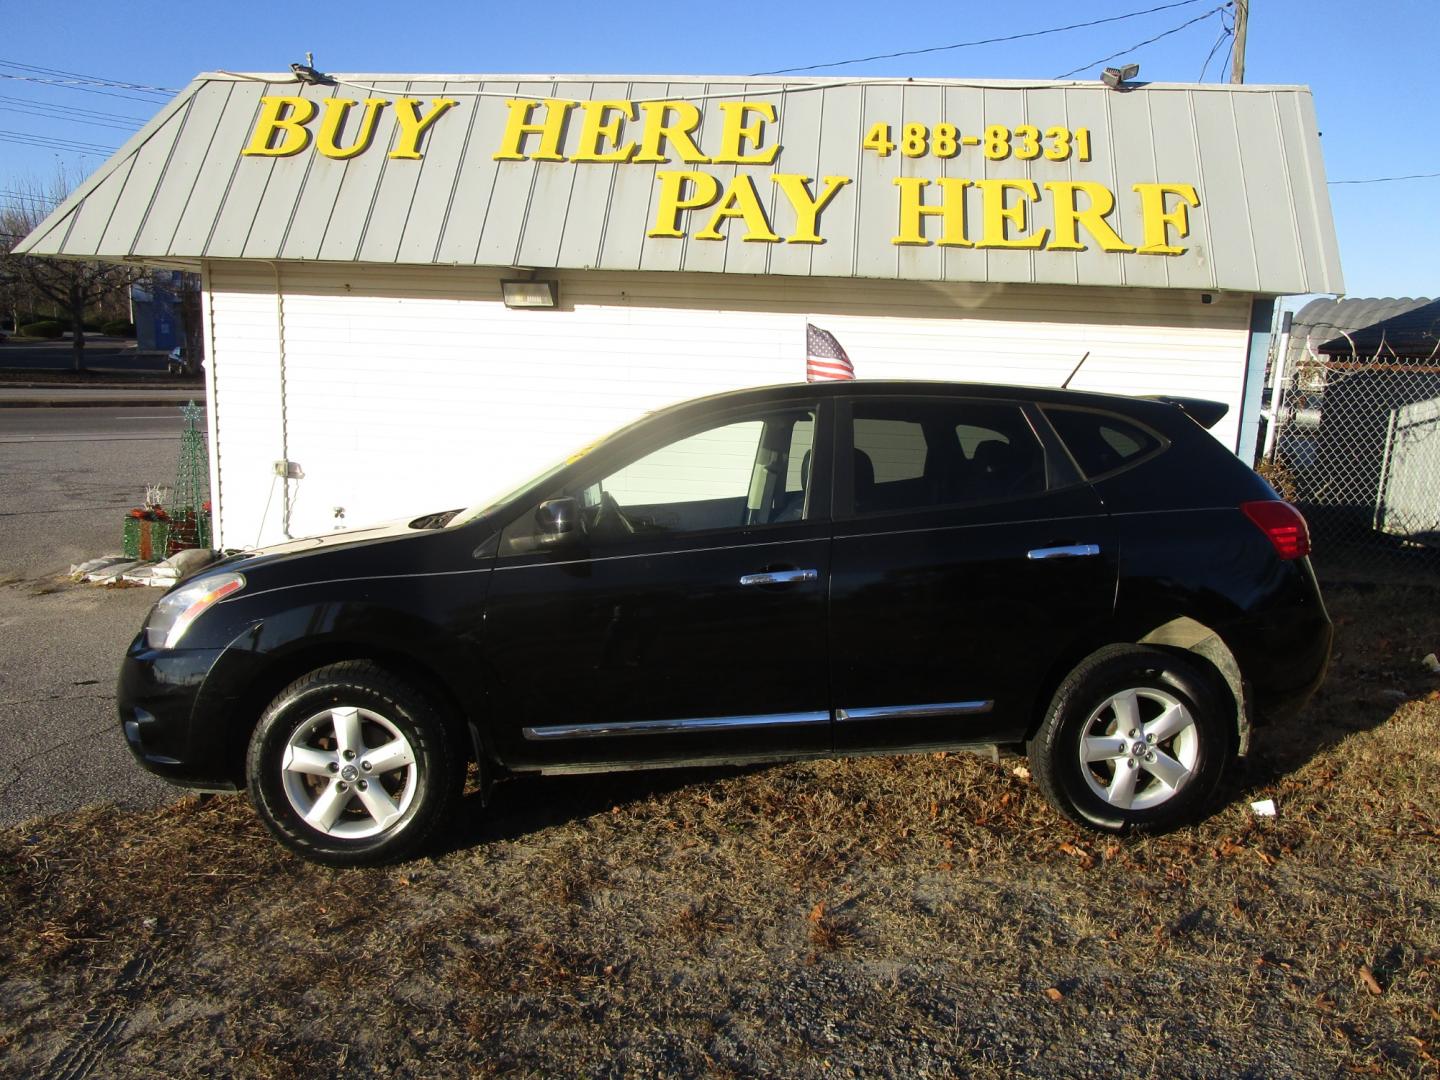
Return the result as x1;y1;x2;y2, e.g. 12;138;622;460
0;175;145;371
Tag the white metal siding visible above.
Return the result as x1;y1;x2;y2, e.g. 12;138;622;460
205;262;1250;547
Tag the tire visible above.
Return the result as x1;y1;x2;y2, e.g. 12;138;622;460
246;661;463;867
1028;645;1232;834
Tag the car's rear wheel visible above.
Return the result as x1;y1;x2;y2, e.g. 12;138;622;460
1028;645;1231;833
246;661;462;866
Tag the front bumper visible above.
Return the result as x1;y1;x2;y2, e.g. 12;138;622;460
117;637;240;791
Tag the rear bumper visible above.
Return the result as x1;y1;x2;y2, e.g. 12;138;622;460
1227;561;1333;726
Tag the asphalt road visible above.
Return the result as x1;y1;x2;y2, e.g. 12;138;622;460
0;406;190;826
0;406;188;442
0;338;169;371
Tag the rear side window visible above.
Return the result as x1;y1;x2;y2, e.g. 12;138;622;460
1044;408;1162;479
850;400;1046;515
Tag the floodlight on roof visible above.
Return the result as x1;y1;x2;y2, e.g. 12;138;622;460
1101;63;1141;89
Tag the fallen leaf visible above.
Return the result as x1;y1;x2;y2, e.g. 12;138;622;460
999;792;1013;807
1012;765;1031;781
1358;966;1384;995
1044;987;1063;1001
1218;839;1246;858
1059;842;1089;859
929;801;939;818
938;861;954;872
603;964;616;976
808;901;826;923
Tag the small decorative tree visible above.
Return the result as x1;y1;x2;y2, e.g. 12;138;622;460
166;401;212;553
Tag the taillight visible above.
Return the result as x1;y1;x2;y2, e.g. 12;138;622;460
1241;500;1311;559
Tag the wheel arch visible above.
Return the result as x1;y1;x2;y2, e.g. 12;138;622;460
216;638;490;787
1027;615;1249;756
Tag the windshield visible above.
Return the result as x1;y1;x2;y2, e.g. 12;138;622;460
446;439;601;529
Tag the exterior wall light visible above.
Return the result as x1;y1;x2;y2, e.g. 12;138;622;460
501;280;559;308
1102;64;1140;90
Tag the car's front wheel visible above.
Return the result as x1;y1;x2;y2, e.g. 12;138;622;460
246;661;462;866
1028;645;1231;834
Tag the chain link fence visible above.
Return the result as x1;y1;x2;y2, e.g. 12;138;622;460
1261;352;1440;574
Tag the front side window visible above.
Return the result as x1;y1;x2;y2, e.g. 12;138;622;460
849;399;1046;515
501;408;816;552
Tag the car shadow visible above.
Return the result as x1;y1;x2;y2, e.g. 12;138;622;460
1216;575;1440;806
433;761;780;856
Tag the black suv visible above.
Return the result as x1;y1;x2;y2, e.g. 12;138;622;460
119;382;1330;865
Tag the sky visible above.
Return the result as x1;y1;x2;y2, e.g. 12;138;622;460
1;0;1435;301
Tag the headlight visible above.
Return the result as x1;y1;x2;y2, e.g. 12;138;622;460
145;572;246;649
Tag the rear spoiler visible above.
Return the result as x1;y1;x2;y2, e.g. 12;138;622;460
1141;395;1229;430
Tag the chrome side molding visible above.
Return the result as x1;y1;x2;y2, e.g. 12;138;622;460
1026;544;1101;560
523;710;830;741
836;701;993;723
739;568;819;586
525;701;994;741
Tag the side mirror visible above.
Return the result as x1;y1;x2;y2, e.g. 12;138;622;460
534;497;581;547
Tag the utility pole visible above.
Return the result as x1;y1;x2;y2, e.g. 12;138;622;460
1231;0;1249;83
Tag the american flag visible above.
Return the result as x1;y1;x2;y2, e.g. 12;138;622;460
806;323;855;382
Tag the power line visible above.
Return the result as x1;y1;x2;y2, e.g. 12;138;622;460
1221;29;1237;83
0;127;117;152
753;0;1213;75
0;58;177;95
1197;14;1233;81
0;73;175;105
0;105;141;131
0;189;62;208
1053;4;1228;79
0;92;147;124
0;189;58;203
0;130;118;155
1330;171;1440;185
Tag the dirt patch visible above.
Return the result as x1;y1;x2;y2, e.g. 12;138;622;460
3;581;1439;1078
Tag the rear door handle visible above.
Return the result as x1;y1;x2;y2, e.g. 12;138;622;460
1026;544;1101;560
740;568;819;586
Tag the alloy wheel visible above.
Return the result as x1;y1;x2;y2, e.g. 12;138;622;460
280;706;418;838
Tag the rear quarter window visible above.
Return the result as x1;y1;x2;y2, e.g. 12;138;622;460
1044;407;1164;479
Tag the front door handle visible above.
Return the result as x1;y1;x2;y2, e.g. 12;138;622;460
739;568;819;586
1027;544;1101;560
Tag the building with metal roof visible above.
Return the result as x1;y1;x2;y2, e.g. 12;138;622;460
18;71;1344;548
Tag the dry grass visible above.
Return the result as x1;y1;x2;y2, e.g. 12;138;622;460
3;577;1440;1078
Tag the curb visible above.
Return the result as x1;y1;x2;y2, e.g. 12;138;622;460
0;398;203;409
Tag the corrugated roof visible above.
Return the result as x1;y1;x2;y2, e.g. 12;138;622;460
16;71;1344;294
1289;297;1440;362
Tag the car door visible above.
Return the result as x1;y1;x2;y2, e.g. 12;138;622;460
828;393;1117;752
480;398;834;769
